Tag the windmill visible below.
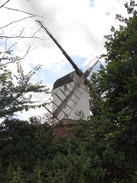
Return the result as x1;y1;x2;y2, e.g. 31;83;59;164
36;20;100;123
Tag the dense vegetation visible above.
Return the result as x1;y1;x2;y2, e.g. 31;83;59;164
0;1;137;182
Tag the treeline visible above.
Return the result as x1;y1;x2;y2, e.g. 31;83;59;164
0;0;137;182
0;118;104;183
0;115;137;183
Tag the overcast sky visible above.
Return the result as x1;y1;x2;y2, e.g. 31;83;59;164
0;0;133;119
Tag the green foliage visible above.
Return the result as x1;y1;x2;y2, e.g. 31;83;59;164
89;0;137;182
0;61;49;119
0;118;52;182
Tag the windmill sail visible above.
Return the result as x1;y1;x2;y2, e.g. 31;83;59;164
36;20;101;122
48;59;98;122
53;65;93;117
36;20;98;92
36;20;82;76
43;73;85;122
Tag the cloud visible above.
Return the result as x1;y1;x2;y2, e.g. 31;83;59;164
1;0;131;70
0;0;132;120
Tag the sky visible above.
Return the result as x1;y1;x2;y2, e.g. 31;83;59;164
0;0;133;120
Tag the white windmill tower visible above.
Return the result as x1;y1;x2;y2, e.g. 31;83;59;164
36;21;100;123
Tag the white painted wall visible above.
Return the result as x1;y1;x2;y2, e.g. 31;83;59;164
52;72;90;122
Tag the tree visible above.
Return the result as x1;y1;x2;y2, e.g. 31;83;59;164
0;117;53;182
0;0;46;66
0;1;49;120
0;61;49;119
89;0;137;182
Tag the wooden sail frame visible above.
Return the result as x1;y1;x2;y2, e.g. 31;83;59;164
36;20;101;121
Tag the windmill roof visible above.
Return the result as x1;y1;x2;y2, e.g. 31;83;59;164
53;71;75;89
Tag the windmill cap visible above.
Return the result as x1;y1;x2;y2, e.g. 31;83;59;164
53;71;75;90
